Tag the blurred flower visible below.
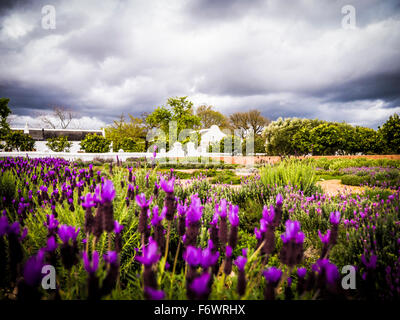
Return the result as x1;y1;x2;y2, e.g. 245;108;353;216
101;180;115;203
183;246;201;267
276;193;283;206
190;272;211;297
160;177;175;194
83;251;99;274
234;256;247;272
23;251;45;287
114;220;124;234
145;287;164;300
136;237;161;266
329;211;341;225
82;193;96;208
318;229;331;244
136;193;153;209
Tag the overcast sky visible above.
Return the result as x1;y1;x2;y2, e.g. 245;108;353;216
1;0;399;129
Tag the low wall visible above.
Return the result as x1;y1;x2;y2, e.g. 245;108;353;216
1;152;399;165
224;154;400;165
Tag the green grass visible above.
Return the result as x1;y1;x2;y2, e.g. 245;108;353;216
259;160;317;195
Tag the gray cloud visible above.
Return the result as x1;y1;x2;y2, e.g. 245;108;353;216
0;0;399;130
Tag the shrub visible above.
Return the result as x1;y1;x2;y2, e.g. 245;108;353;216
378;113;400;154
0;170;16;202
4;131;35;151
259;160;317;195
46;136;72;152
80;134;111;153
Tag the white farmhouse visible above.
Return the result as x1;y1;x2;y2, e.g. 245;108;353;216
197;125;227;153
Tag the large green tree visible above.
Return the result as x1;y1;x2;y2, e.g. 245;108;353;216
378;113;400;154
263;117;324;155
146;97;201;148
105;114;146;152
196;105;230;129
0;98;12;140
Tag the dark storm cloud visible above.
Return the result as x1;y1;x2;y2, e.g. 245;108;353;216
320;73;400;104
0;0;399;129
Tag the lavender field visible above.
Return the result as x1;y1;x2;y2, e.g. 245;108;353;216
0;155;399;300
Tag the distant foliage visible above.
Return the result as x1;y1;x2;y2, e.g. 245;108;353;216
4;130;35;151
208;135;242;155
378;113;400;154
117;137;145;152
46;136;72;152
262;115;396;156
0;98;12;140
80;133;111;153
105;114;147;152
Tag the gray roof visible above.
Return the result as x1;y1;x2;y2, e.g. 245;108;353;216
11;128;103;141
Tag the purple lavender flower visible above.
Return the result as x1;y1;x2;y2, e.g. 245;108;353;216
46;236;58;252
361;254;377;269
83;251;99;274
82;193;96;208
114;220;124;234
23;251;45;287
160;177;175;194
190;272;211;299
262;205;275;224
312;259;339;285
136;193;153;235
281;220;304;244
151;206;166;226
136;237;161;266
297;267;307;278
234;256;247;272
216;199;228;218
136;193;153;208
201;243;220;269
145;287;165;300
183;246;202;267
318;229;331;244
177;201;187;237
228;204;239;227
280;220;304;267
276;193;283;206
329;211;341;225
263;267;282;284
103;251;118;266
186;194;203;224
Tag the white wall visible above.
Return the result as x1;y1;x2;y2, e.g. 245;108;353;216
34;141;82;153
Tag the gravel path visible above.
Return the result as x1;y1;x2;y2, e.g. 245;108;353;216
316;179;365;196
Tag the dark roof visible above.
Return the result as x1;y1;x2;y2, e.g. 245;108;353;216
11;128;103;141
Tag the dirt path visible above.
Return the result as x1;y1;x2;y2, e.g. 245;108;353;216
316;179;365;196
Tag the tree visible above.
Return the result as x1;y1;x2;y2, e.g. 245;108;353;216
352;126;382;155
196;105;230;129
46;136;72;152
146;97;201;148
229;109;270;138
38;106;77;129
80;134;111;153
208;135;242;155
229;112;249;139
4;131;35;151
263;117;324;155
247;110;270;135
309;122;348;155
0;98;12;140
378;113;400;154
105;114;146;152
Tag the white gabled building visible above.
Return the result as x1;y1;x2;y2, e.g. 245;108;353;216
198;125;227;153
